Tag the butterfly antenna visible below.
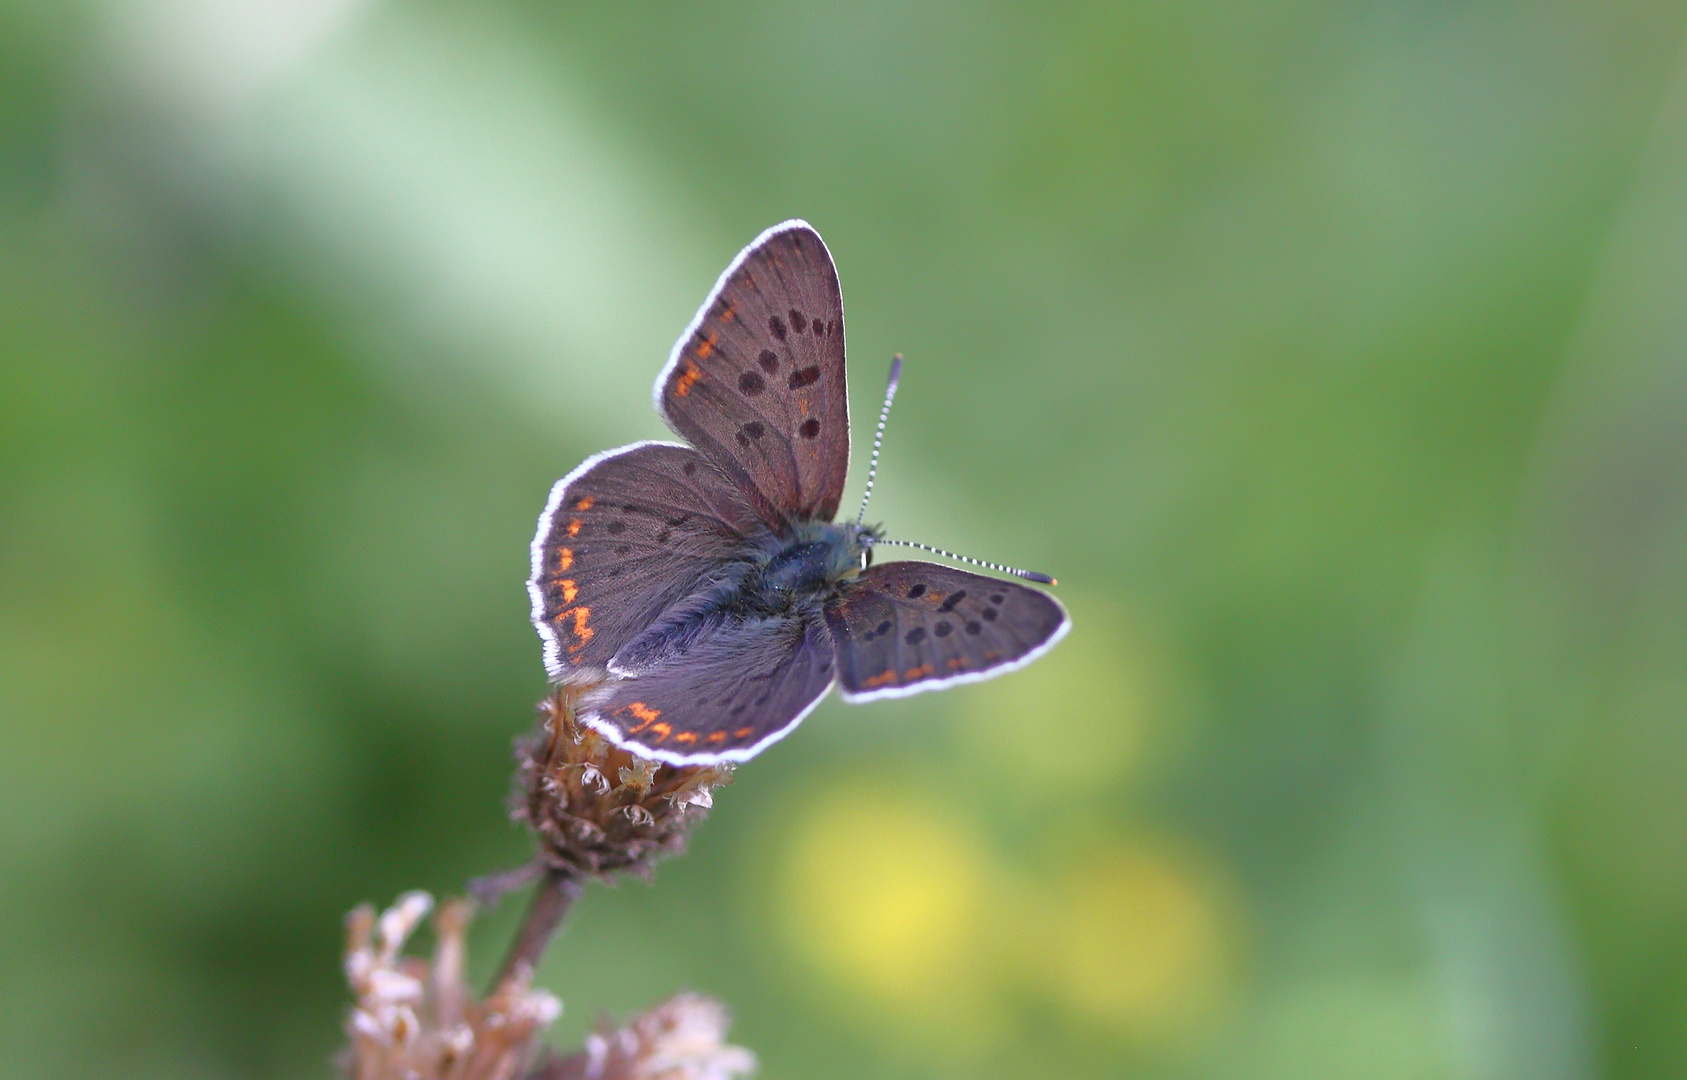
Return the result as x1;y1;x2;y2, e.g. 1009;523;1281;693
855;355;903;525
874;538;1058;586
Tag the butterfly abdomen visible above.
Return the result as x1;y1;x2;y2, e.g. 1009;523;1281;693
607;566;754;676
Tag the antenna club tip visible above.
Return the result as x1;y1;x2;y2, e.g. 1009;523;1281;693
1023;571;1057;585
887;355;903;382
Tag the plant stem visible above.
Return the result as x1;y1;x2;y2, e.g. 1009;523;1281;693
491;868;581;990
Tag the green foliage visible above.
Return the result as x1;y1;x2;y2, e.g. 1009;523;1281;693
3;1;1687;1077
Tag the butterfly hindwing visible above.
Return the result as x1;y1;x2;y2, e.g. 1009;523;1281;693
579;612;837;763
824;562;1070;700
528;441;770;681
655;220;850;531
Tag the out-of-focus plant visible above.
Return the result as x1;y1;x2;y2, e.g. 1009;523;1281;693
338;687;752;1080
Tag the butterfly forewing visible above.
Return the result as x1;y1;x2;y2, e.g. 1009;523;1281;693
656;221;849;531
529;441;770;681
824;563;1069;700
579;613;836;763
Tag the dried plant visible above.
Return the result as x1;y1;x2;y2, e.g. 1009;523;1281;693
338;687;754;1079
513;686;734;880
529;994;757;1080
341;892;561;1080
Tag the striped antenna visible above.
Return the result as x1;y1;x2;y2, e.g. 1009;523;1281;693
855;355;903;524
874;538;1058;586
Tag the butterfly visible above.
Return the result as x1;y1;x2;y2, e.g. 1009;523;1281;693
528;220;1069;764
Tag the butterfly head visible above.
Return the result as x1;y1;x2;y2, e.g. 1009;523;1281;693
853;522;885;572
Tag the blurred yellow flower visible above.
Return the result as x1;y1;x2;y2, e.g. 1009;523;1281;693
773;780;1003;1042
1036;846;1232;1039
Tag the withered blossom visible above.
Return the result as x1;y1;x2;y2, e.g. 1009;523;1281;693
341;690;756;1079
341;892;561;1080
529;994;757;1080
513;687;733;880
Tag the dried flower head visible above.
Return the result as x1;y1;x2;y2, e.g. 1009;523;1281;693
341;891;561;1080
530;993;757;1080
514;687;733;879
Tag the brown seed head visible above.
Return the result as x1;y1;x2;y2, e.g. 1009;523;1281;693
513;686;733;879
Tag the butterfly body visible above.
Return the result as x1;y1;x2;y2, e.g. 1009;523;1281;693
605;519;874;677
530;221;1068;764
759;519;877;593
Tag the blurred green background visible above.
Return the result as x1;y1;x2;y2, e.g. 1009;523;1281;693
4;1;1687;1077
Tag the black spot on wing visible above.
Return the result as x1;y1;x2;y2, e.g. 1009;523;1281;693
799;417;821;439
758;350;779;373
738;371;766;396
907;583;926;598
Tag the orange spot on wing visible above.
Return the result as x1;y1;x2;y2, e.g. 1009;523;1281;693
674;362;702;396
946;658;968;670
734;726;754;738
554;606;593;651
707;731;727;743
557;579;578;603
566;519;582;538
695;331;718;360
554;547;573;571
718;302;735;320
904;664;934;680
621;702;661;735
862;670;899;689
573;496;594;510
648;721;672;742
674;732;698;745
